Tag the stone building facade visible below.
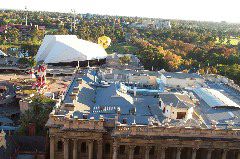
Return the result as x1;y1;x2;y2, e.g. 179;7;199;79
47;113;240;159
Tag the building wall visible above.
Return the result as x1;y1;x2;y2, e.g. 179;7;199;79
160;101;193;120
48;128;240;159
162;104;188;119
165;78;204;88
0;57;19;65
129;75;157;86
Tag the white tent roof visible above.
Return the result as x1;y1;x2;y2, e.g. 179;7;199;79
0;50;7;56
35;35;107;63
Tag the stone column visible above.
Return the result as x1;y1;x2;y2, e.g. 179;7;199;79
145;146;151;159
112;141;118;159
160;147;166;159
221;149;228;159
207;149;213;159
64;139;69;159
191;148;198;159
176;148;182;159
237;150;240;159
88;140;94;159
73;139;78;159
49;135;55;159
129;145;135;159
155;146;161;159
97;140;103;159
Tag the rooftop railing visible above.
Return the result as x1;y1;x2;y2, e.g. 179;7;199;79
47;113;105;131
113;124;240;139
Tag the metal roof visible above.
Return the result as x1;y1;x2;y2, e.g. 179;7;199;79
162;72;203;79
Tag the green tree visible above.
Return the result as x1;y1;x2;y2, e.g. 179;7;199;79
18;95;55;135
119;55;131;65
4;27;20;43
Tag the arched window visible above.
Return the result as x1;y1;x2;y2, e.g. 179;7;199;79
119;145;125;154
134;146;140;155
105;143;110;154
57;140;63;151
81;142;87;153
149;147;154;155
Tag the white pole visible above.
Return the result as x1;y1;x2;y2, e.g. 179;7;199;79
71;9;76;33
73;12;76;32
25;6;28;26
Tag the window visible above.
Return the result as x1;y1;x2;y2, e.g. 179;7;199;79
57;140;63;151
81;142;87;153
176;112;186;119
149;147;154;155
119;145;125;154
134;146;140;155
105;143;110;154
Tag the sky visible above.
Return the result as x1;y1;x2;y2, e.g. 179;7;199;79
0;0;240;23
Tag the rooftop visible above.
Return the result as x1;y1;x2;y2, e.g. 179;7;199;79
47;68;240;130
159;93;195;109
162;72;204;79
54;69;165;125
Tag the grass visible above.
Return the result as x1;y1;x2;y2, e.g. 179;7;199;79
106;42;139;54
215;37;240;45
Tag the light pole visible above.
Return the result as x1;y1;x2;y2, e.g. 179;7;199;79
25;6;28;26
71;9;76;33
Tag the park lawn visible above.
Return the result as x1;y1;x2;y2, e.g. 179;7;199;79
216;37;240;45
106;42;139;54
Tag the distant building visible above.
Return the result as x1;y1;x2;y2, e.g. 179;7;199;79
105;53;140;69
130;19;171;29
99;68;161;83
154;20;171;29
0;56;19;66
0;24;45;41
161;72;205;88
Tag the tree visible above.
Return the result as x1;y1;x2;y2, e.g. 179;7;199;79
119;55;131;65
238;42;240;64
4;27;20;43
17;57;36;67
18;58;30;65
54;26;69;35
30;28;45;44
18;95;55;135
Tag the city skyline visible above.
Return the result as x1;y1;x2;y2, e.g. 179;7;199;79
0;0;240;23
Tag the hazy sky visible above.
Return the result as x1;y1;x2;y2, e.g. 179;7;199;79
1;0;240;23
